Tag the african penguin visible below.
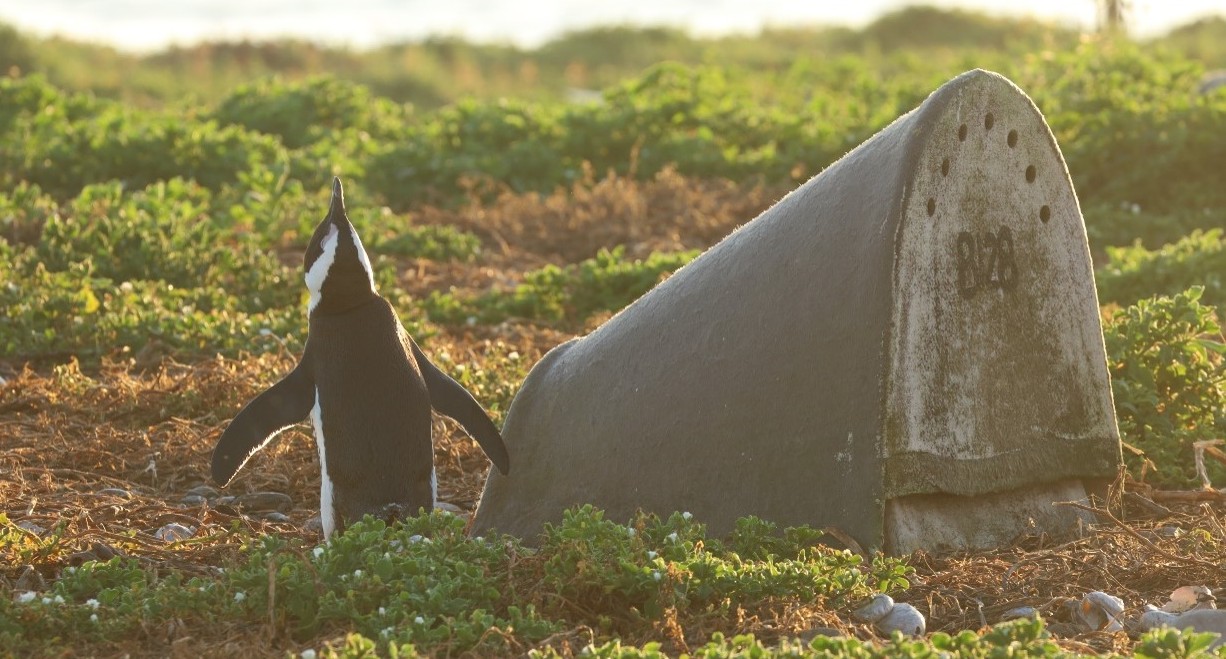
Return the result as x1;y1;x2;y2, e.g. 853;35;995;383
210;177;510;540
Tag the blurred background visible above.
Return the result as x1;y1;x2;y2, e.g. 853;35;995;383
0;0;1222;108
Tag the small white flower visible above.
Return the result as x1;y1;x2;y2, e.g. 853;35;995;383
86;599;100;609
414;616;425;624
647;551;658;559
300;650;317;659
507;351;520;360
666;532;678;543
409;534;424;543
465;316;477;326
41;597;52;605
626;527;636;537
681;511;692;521
16;592;36;604
259;328;272;336
65;567;76;574
312;547;325;559
90;613;99;623
53;595;64;604
119;281;134;293
381;627;392;637
652;571;662;582
352;569;363;578
379;607;386;616
234;592;246;602
1130;203;1141;214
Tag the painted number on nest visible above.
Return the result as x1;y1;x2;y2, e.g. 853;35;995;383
955;227;1018;297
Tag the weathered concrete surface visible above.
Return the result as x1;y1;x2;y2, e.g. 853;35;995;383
472;69;1121;553
885;479;1091;555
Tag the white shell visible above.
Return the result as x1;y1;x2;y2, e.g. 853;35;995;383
1162;586;1216;613
875;603;926;637
854;594;895;623
154;523;195;542
1140;609;1178;631
1075;591;1126;632
1000;606;1038;621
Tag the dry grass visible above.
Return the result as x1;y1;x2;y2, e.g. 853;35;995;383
421;166;787;262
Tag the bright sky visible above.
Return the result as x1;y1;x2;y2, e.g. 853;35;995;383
0;0;1220;52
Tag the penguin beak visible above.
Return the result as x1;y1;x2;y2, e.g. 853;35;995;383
328;176;347;223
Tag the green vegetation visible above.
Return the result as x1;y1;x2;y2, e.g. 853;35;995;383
4;39;1225;243
1105;287;1226;487
0;510;911;656
5;509;1222;657
424;247;699;325
1098;229;1225;308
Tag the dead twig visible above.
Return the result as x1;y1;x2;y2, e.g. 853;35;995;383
1054;500;1219;570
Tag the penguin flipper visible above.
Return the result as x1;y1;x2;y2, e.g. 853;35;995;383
211;363;315;486
411;342;511;475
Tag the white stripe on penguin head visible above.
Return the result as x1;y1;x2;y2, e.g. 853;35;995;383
305;223;339;315
349;223;376;293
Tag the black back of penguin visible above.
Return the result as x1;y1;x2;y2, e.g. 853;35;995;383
211;177;510;540
309;297;434;533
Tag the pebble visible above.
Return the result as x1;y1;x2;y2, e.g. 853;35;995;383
90;542;121;560
854;594;895;623
1141;608;1226;650
875;603;926;636
155;523;196;542
853;594;926;637
15;520;47;536
1000;606;1038;621
96;488;132;499
262;512;292;523
304;516;323;533
180;494;208;507
13;566;46;593
234;492;293;513
67;542;122;565
185;485;220;499
434;501;464;514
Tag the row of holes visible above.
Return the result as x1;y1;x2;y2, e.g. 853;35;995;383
928;113;1049;223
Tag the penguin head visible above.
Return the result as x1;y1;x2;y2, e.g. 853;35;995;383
304;177;377;315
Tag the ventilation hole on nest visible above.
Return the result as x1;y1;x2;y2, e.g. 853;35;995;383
1025;165;1037;183
1039;205;1051;223
927;198;936;216
941;158;950;177
958;123;968;141
1007;129;1018;148
984;113;995;130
